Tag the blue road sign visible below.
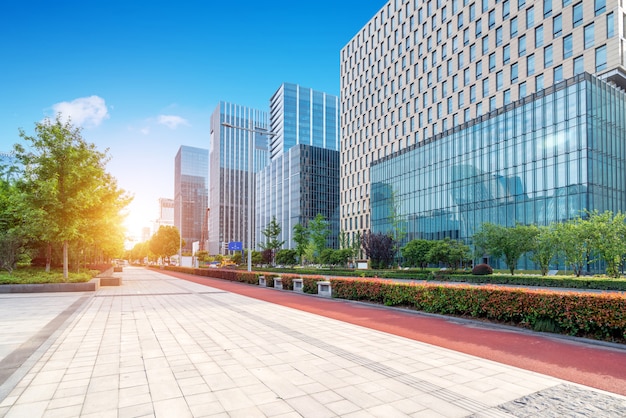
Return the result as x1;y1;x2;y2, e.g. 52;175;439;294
228;241;243;251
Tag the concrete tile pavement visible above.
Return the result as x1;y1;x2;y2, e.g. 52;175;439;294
0;266;624;417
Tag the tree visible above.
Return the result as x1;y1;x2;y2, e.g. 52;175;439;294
13;115;130;278
388;190;407;265
553;217;593;277
586;210;626;278
259;216;284;265
427;238;470;270
149;226;181;264
307;213;331;264
292;223;309;265
530;225;556;276
401;239;434;269
473;223;538;275
361;231;395;269
275;249;297;266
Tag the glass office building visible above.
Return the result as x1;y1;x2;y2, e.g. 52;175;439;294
256;84;341;251
175;146;209;253
371;74;626;267
208;102;269;255
256;144;340;250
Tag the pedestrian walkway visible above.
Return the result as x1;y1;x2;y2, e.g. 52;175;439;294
0;267;624;417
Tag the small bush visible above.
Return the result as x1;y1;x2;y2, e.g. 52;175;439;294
471;263;493;275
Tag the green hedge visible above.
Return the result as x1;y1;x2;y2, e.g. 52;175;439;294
431;272;626;291
330;278;626;342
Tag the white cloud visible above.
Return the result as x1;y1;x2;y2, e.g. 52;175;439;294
51;95;109;128
158;114;189;129
140;127;150;135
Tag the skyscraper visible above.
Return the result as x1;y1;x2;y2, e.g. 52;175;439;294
257;84;341;250
208;102;269;255
340;0;626;246
175;146;209;253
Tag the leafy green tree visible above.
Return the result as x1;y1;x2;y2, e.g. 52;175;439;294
361;231;395;269
149;226;181;264
319;248;335;266
275;249;297;266
307;213;330;263
553;217;593;277
292;223;309;265
473;223;538;275
259;216;285;265
388;190;407;265
586;210;626;278
251;250;263;265
530;225;556;276
13;115;130;278
401;239;435;269
427;238;470;270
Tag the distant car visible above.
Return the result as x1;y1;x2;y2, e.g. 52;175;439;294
208;261;220;268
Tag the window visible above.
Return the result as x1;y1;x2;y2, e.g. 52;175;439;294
607;13;614;37
518;0;526;7
563;34;573;58
562;0;572;5
503;44;511;63
489;10;496;28
544;45;553;67
535;25;544;47
519;81;527;98
464;68;470;85
458;91;464;106
584;23;594;49
489;96;497;111
458;11;464;28
477;102;483;116
518;35;527;56
482;78;489;97
553;14;562;37
526;7;534;29
476;19;482;36
469;3;476;21
596;45;607;71
595;0;606;16
496;27;503;46
504;89;511;104
489;53;496;71
573;3;583;27
470;85;477;102
511;63;519;82
554;65;563;82
476;60;483;77
482;0;489;12
458;52;464;69
527;54;535;75
470;44;476;62
573;55;584;74
510;17;518;36
482;36;489;54
496;71;504;90
544;0;552;17
536;74;544;90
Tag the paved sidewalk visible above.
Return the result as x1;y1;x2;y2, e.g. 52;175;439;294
0;267;624;417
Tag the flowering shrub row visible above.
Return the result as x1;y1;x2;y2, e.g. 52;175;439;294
330;278;626;342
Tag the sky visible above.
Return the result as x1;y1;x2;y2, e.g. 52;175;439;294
0;1;384;241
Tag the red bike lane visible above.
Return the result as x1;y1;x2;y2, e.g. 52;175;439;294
163;270;626;396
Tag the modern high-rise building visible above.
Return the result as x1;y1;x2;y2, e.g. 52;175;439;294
154;197;174;231
340;0;626;247
257;84;341;250
208;102;269;255
174;146;209;253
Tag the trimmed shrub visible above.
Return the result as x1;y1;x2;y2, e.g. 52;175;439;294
301;275;322;294
471;263;494;275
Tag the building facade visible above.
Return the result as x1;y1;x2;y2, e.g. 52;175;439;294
340;0;626;242
208;102;269;255
174;146;209;253
155;197;174;230
257;84;341;251
256;144;341;250
371;73;626;269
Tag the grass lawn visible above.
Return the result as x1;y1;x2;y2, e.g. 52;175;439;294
0;267;98;285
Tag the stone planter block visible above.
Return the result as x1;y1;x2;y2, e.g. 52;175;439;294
259;276;266;287
274;277;283;290
317;281;332;298
293;279;303;293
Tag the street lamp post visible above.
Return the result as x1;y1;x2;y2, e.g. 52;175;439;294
221;121;276;272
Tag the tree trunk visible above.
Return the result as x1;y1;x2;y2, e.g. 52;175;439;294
45;243;51;273
63;240;68;279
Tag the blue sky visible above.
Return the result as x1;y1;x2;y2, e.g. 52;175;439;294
0;1;383;239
